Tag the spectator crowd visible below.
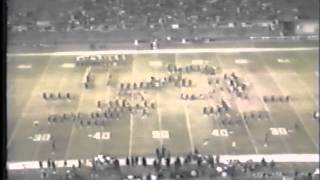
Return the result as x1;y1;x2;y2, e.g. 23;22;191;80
32;147;319;180
8;0;319;33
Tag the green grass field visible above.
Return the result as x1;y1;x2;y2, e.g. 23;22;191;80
7;48;319;163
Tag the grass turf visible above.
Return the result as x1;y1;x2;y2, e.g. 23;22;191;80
7;49;319;162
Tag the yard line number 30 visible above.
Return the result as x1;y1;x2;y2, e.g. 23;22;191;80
269;128;288;135
32;134;51;142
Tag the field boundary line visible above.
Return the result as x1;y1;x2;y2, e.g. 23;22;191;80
7;47;319;57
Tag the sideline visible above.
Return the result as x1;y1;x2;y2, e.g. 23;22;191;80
7;154;319;170
7;47;319;57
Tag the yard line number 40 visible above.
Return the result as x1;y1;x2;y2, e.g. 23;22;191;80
211;129;229;137
89;132;111;140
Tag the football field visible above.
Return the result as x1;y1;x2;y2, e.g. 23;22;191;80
7;47;319;167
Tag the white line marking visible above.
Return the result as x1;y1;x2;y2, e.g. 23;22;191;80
156;93;163;146
216;54;259;154
246;72;292;153
264;66;319;150
95;72;111;155
31;73;68;160
238;112;259;153
183;102;195;152
230;52;294;155
175;54;194;152
64;67;90;159
191;59;204;65
82;66;92;83
17;64;32;69
61;63;75;68
149;61;163;67
128;114;133;158
277;58;290;63
290;72;317;106
128;57;135;158
7;59;53;148
235;59;248;64
7;47;318;57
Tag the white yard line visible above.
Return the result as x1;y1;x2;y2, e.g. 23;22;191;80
82;66;92;83
241;72;296;171
246;72;293;154
7;153;319;170
207;85;228;154
128;55;135;158
128;114;134;158
156;93;163;147
7;47;318;57
17;64;32;69
216;54;259;154
64;66;91;159
7;59;53;148
238;111;259;154
207;104;228;154
260;99;291;152
290;72;317;106
61;63;75;68
235;53;296;154
263;65;319;150
183;105;195;153
95;72;110;155
31;73;68;160
174;54;195;153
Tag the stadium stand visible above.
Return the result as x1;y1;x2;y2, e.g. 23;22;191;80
7;0;319;37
